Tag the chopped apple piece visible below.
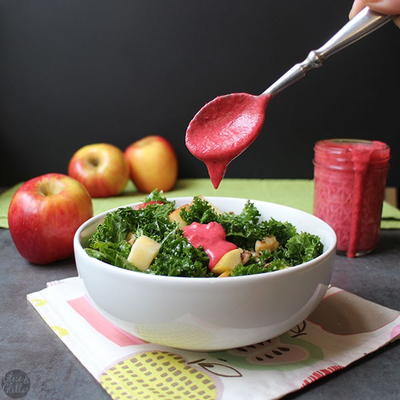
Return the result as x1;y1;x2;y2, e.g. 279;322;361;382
218;271;231;278
213;248;243;274
168;204;190;227
255;236;279;253
127;235;161;271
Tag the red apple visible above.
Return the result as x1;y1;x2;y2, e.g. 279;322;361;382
8;173;93;264
68;143;129;198
125;136;178;193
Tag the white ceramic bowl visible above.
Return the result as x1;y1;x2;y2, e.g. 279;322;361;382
74;197;336;351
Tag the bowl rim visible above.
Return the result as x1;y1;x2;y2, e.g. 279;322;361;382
74;196;337;284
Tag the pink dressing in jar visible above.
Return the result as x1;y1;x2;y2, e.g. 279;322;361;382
313;139;390;257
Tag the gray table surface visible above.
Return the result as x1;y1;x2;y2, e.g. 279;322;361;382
0;228;399;400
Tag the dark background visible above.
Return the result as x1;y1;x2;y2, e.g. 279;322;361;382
0;0;399;187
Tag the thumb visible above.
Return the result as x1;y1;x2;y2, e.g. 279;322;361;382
349;0;400;27
349;0;367;19
363;0;400;15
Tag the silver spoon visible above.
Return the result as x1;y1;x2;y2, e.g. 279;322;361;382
264;7;394;96
185;7;395;189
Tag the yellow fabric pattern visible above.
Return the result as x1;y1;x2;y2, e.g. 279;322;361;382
100;351;218;400
50;326;69;337
30;298;47;307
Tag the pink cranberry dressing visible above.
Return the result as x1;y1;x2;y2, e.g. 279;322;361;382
182;222;237;269
313;139;390;257
185;93;271;188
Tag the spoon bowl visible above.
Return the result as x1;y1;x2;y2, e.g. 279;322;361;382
186;93;270;188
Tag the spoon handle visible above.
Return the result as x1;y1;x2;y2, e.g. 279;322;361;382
263;7;393;96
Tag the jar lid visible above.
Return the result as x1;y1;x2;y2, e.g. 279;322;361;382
314;139;390;164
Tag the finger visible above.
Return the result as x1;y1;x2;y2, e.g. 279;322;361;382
349;0;367;18
394;15;400;27
364;0;400;15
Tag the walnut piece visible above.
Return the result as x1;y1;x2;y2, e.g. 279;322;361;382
240;250;253;265
127;232;137;245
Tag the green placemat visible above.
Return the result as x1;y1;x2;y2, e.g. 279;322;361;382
1;179;399;229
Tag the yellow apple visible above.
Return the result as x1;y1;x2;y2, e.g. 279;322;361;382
125;136;178;193
68;143;129;198
213;248;243;274
168;204;190;227
127;235;161;270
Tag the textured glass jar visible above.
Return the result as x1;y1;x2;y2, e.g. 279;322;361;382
313;139;390;257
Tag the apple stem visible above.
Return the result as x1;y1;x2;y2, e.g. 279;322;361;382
88;157;99;167
38;180;63;196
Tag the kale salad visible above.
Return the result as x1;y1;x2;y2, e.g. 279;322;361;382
85;190;323;278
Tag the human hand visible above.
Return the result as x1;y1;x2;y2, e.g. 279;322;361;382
349;0;400;27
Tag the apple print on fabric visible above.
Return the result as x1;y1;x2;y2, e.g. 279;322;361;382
301;365;343;387
99;351;223;400
308;290;400;335
213;322;323;371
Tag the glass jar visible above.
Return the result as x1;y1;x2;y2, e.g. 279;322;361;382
313;139;390;257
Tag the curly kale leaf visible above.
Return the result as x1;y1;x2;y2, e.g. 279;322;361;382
144;189;172;204
216;202;296;249
86;197;213;277
230;231;323;276
260;218;297;246
149;231;212;277
267;258;288;271
85;241;140;271
88;207;137;245
88;201;175;246
230;250;288;276
283;232;324;264
230;263;268;276
179;196;219;224
133;202;175;241
86;201;176;269
216;201;266;248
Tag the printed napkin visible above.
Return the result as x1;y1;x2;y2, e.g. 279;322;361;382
28;277;400;400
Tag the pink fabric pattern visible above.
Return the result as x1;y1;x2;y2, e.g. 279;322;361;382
301;365;343;387
68;296;146;346
390;324;400;340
